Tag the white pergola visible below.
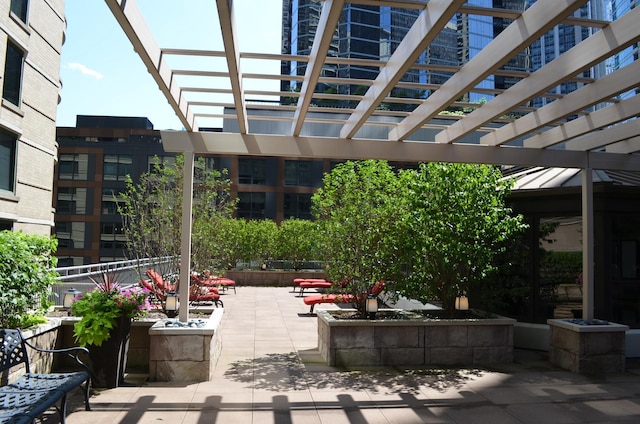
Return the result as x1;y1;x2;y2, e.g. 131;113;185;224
105;0;640;322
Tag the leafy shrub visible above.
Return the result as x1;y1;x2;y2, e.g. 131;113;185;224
0;231;59;328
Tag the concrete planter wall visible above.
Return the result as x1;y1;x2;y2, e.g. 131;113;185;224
317;310;515;367
148;309;223;382
548;319;629;374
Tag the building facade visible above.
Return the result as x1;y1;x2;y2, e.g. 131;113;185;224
55;116;338;265
0;0;66;235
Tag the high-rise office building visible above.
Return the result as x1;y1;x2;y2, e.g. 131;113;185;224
281;0;636;111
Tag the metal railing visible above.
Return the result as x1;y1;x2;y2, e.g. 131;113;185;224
51;257;174;305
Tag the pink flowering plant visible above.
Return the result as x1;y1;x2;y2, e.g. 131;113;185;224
70;271;151;346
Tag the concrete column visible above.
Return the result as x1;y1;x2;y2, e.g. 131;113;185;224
179;151;195;322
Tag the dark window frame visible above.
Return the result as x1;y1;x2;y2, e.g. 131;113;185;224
0;129;17;193
10;0;29;23
2;40;24;106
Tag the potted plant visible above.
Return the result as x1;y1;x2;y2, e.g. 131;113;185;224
70;271;150;388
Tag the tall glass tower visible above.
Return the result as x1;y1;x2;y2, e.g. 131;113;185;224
281;0;638;110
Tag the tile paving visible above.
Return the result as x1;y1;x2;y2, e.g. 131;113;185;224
60;286;640;423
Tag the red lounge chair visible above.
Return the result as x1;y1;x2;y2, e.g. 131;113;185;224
211;277;236;294
303;281;385;313
292;278;328;293
146;269;176;292
189;284;223;307
139;279;165;302
298;280;333;297
197;271;237;294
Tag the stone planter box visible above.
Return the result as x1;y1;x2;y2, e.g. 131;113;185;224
548;318;629;374
148;309;223;382
317;310;515;367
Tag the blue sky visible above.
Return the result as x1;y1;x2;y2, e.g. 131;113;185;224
56;0;282;130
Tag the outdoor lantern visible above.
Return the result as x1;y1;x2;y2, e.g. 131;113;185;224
63;288;81;309
455;293;469;311
366;294;378;320
166;291;179;318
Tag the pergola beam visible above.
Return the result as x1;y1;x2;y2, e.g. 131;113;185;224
606;136;640;154
389;0;585;142
340;0;464;139
437;6;640;145
104;0;193;130
481;59;640;147
217;0;248;133
564;118;640;152
526;94;640;149
291;0;345;136
160;131;640;172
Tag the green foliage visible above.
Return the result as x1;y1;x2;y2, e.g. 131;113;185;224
239;220;278;265
399;163;527;316
0;231;58;328
312;160;410;317
211;217;245;270
71;271;150;346
276;219;321;270
119;155;235;277
540;250;582;286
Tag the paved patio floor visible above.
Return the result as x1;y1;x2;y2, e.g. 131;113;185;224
61;286;640;423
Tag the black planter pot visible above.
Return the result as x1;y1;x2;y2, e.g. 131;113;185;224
88;315;131;388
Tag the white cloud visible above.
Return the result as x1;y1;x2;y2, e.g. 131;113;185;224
68;62;104;80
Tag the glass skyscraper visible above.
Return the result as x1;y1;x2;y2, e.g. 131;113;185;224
281;0;638;111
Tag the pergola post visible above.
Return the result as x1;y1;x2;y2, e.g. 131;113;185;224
178;151;195;322
582;167;594;320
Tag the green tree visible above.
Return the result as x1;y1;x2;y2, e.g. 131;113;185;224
399;162;526;317
0;231;59;328
276;219;321;270
119;155;234;279
312;160;410;317
238;219;278;267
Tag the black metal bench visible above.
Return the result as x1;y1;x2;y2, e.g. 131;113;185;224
0;329;91;424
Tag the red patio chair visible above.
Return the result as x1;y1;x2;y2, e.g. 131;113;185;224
303;281;385;313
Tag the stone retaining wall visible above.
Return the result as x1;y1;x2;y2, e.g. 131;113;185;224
318;310;515;367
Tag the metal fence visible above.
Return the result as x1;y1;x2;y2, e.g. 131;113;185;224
51;257;174;305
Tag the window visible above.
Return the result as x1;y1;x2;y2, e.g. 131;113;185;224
0;220;12;231
100;222;126;250
284;160;313;186
238;159;266;185
0;129;17;192
102;189;123;215
56;188;87;215
147;155;175;172
237;192;266;219
10;0;28;23
104;155;132;181
284;193;313;220
3;40;24;106
58;154;88;180
55;222;86;249
57;257;87;267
